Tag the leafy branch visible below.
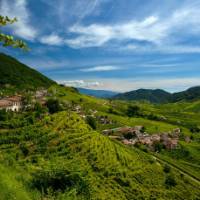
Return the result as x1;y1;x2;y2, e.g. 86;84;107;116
0;15;28;50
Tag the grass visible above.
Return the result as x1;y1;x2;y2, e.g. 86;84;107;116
0;85;200;199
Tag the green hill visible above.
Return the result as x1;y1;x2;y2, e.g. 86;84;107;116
0;53;55;90
0;111;199;200
113;87;200;103
0;55;200;199
0;83;199;199
113;89;172;103
172;86;200;102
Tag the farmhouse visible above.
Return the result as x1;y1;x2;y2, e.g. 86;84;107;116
0;96;22;112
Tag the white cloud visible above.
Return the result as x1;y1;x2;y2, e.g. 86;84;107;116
63;2;200;52
0;0;37;40
81;65;121;72
56;77;200;92
58;80;101;88
73;78;200;93
65;16;160;48
22;58;70;70
40;34;63;45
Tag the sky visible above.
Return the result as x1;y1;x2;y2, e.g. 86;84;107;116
1;0;200;92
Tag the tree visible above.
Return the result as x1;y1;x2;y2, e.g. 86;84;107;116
165;174;177;188
86;116;97;130
46;99;62;114
163;164;171;173
126;105;140;117
0;15;28;50
0;109;7;121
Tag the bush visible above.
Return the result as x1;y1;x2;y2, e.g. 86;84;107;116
46;99;62;114
32;170;90;196
126;105;140;117
165;174;177;188
124;132;135;140
0;109;7;121
86;116;96;130
163;164;171;173
154;142;164;152
19;143;29;157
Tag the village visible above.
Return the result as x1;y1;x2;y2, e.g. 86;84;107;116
0;91;191;152
102;126;192;151
0;89;48;112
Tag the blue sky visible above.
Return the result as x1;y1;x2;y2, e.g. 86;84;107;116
1;0;200;92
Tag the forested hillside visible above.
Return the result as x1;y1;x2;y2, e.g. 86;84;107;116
0;53;55;90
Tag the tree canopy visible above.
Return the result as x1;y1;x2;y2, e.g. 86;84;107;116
0;15;28;50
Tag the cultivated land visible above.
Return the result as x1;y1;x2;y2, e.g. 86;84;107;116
0;54;200;200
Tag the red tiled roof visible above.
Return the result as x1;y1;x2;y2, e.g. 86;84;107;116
0;100;12;107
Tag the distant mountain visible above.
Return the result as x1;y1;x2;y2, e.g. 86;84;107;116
113;89;172;103
77;88;119;98
113;86;200;103
0;53;55;89
172;86;200;102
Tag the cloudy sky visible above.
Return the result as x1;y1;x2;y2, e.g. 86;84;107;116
1;0;200;92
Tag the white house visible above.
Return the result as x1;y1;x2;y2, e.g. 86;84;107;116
0;96;22;112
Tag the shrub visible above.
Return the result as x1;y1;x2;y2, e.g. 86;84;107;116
163;164;171;173
126;105;140;117
32;170;90;197
86;116;96;130
154;142;164;152
19;143;29;157
124;132;135;140
46;99;62;114
165;174;177;188
0;109;7;121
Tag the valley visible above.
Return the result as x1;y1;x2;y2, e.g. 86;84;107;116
0;54;200;200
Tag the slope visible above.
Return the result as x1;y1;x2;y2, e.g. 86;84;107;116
0;111;199;200
0;53;55;90
113;89;172;103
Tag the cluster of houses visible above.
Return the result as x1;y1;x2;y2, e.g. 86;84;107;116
0;89;49;112
102;126;182;150
0;95;22;112
97;115;113;125
34;89;48;105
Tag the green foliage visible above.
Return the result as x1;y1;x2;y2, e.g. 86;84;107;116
32;170;90;197
165;174;177;188
46;99;62;114
86;116;96;130
154;142;164;152
163;164;171;173
0;109;7;121
126;105;140;117
0;16;28;50
0;80;200;199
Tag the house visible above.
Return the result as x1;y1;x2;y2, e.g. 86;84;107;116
98;116;112;124
122;139;135;145
151;134;161;143
35;89;48;99
0;95;22;112
138;135;153;146
172;128;181;138
165;138;178;150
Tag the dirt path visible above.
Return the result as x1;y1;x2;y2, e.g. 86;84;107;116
152;154;200;185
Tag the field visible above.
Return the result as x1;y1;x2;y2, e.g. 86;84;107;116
0;85;200;199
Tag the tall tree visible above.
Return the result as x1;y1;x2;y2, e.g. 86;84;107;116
0;15;28;50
